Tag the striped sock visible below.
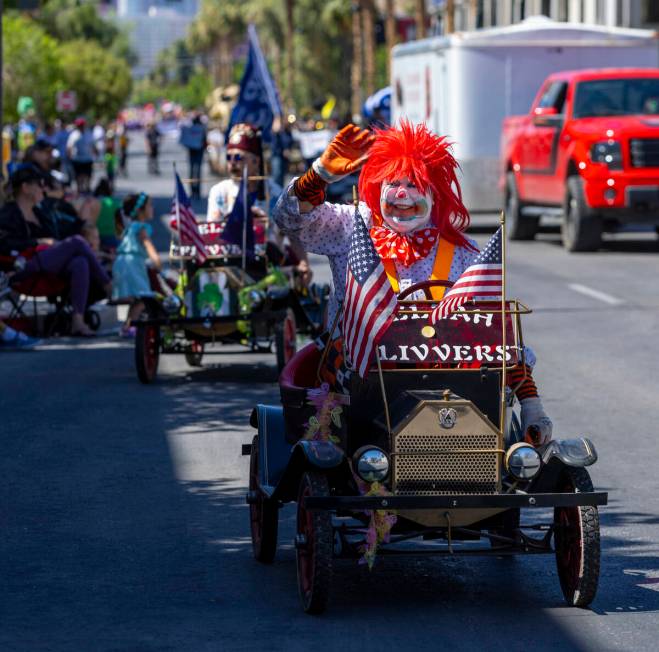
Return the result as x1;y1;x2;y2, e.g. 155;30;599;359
293;168;327;206
507;365;539;401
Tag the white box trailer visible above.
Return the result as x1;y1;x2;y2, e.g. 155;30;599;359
391;16;659;212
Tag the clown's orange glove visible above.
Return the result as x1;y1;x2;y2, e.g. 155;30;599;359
293;124;375;206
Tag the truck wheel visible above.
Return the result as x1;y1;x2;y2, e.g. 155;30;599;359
554;467;601;608
296;471;333;614
506;172;538;240
249;435;278;563
562;176;602;252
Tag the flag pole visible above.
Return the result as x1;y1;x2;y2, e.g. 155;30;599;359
242;164;248;271
173;163;184;273
499;210;507;436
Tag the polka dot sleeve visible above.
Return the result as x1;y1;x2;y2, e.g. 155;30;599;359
272;180;360;256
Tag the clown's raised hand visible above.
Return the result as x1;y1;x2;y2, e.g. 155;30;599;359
313;124;375;183
293;124;375;207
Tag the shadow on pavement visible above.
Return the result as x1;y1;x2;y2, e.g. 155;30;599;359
2;339;658;651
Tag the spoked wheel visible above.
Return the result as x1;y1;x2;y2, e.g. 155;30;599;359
184;340;204;367
554;467;601;607
296;471;333;614
275;308;297;373
249;435;278;563
135;323;160;384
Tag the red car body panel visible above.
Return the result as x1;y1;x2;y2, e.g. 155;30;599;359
501;68;659;216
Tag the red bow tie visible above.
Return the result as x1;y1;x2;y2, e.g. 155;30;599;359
370;225;440;267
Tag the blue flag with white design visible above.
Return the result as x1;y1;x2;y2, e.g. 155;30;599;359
227;24;282;142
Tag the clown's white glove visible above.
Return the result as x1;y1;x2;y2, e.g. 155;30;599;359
520;397;553;447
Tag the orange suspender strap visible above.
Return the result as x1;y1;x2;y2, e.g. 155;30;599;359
382;238;456;300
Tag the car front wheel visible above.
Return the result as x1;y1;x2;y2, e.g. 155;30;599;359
562;176;602;252
554;467;601;608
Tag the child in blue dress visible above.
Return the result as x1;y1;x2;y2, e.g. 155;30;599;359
112;192;161;336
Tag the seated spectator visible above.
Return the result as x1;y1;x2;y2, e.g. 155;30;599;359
24;139;55;176
112;193;161;337
40;174;85;240
0;167;111;337
0;319;40;350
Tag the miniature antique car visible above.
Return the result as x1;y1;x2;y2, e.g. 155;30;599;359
244;280;607;614
133;220;328;383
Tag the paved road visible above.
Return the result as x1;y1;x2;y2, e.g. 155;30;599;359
2;135;659;651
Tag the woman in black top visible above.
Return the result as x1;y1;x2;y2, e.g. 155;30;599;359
0;167;111;336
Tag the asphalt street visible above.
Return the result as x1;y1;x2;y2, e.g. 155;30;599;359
2;135;659;651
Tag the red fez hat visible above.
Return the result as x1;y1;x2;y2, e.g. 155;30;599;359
227;123;262;157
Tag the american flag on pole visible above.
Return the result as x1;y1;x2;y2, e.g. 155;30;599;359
172;171;207;264
343;205;398;378
431;226;502;323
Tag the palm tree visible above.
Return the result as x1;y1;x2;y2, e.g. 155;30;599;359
415;0;427;39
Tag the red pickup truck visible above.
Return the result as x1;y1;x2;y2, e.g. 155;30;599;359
501;68;659;251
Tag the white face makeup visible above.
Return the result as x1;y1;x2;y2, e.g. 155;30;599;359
380;177;433;234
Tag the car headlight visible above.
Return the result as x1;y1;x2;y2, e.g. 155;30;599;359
590;140;623;169
505;443;542;480
354;447;390;483
162;294;182;315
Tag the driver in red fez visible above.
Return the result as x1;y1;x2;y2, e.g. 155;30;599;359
274;120;552;445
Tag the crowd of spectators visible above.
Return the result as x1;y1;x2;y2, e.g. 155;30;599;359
0;115;130;350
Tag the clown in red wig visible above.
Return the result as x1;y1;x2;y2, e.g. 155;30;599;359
274;120;552;446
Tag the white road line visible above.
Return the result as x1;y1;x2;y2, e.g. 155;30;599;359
568;283;625;306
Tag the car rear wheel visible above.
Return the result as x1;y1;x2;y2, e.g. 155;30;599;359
275;308;297;373
562;176;602;252
506;172;539;240
554;467;601;608
184;340;204;367
135;323;160;384
296;471;332;614
249;435;278;563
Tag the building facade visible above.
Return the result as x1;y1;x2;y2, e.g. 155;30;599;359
429;0;659;32
114;0;200;79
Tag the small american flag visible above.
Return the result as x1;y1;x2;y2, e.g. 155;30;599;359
431;226;503;323
172;172;207;264
343;205;398;378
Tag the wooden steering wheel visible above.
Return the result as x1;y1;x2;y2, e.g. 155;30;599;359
397;279;454;301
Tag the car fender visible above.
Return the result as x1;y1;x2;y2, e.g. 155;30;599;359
542;437;598;468
529;437;598;493
272;439;347;502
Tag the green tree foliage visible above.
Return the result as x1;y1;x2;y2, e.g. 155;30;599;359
2;15;63;122
2;5;134;123
58;39;133;120
39;0;137;65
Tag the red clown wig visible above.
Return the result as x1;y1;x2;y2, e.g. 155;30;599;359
358;120;474;250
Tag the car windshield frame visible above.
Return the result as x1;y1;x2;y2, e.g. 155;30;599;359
573;77;659;119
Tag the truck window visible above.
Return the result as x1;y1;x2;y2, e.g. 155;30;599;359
573;78;659;118
537;81;568;114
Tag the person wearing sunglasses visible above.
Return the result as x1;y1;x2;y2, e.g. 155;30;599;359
206;123;265;223
205;123;311;283
0;166;111;337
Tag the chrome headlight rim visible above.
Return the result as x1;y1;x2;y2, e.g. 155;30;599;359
353;446;390;483
505;442;542;481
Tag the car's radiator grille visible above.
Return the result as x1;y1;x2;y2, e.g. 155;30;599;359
629;139;659;168
393;432;499;495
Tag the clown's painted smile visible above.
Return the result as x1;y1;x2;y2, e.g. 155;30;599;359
380;177;433;234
